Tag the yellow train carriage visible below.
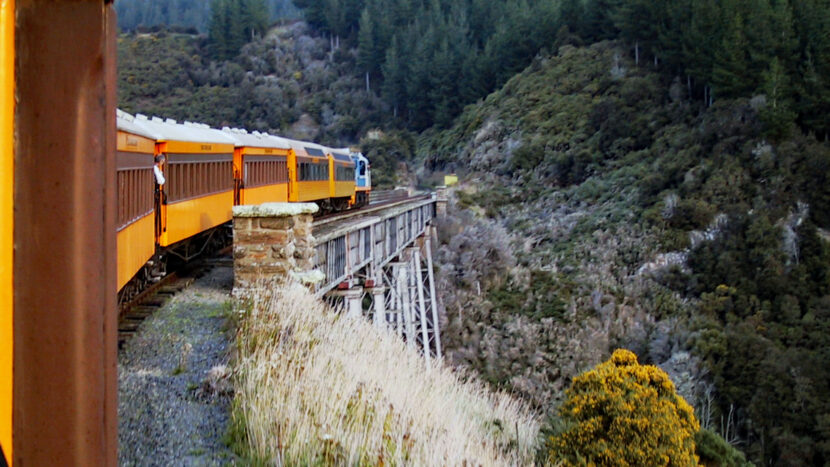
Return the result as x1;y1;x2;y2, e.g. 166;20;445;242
134;116;236;247
287;139;330;202
115;110;158;291
328;147;356;202
224;128;292;205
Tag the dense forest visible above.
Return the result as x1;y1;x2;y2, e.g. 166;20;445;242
299;0;830;138
117;0;830;463
115;0;299;32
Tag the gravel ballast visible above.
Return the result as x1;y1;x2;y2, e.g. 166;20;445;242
118;266;237;466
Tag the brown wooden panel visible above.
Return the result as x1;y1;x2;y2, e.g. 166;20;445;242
166;159;233;204
116;168;153;231
244;156;288;188
117;151;153;170
14;1;117;465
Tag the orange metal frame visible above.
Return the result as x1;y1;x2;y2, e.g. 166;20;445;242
1;0;12;463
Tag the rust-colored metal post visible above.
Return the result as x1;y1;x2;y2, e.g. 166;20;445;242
13;0;117;465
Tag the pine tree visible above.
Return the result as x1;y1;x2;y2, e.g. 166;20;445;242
381;34;408;118
559;0;584;37
583;0;620;41
684;0;722;93
614;0;665;64
357;7;377;78
208;0;268;59
792;0;830;138
208;0;233;59
760;57;796;140
712;12;753;99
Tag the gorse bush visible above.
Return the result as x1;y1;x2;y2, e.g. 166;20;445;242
549;349;700;466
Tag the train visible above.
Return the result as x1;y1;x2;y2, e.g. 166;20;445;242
2;2;378;462
115;109;372;305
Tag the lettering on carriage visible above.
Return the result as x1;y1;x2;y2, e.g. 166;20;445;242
127;137;138;147
264;148;273;154
201;144;212;150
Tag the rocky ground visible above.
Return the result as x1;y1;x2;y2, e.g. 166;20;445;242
118;266;237;466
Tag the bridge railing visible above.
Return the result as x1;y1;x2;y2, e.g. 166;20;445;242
313;196;436;295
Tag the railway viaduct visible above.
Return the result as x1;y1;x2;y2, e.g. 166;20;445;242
232;192;448;365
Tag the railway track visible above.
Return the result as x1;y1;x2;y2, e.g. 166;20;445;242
314;192;432;228
118;248;233;348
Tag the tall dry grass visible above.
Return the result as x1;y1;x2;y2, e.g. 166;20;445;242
232;280;540;465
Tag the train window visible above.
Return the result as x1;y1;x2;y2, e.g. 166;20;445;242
244;158;288;187
116;166;153;231
165;158;233;203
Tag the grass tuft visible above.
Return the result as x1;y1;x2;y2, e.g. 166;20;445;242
230;280;540;465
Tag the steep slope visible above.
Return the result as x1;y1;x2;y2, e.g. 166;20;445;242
117;23;382;145
423;41;830;465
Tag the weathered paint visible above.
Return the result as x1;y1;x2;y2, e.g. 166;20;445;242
117;129;155;154
163;140;234;154
0;0;12;463
116;129;156;291
160;190;234;247
241;146;289;157
242;183;289;205
334;180;356;199
295;180;330;202
13;0;117;465
116;214;155;290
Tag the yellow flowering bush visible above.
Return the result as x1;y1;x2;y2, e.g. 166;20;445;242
549;349;700;466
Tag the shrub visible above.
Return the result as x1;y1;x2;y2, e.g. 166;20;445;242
694;429;750;467
548;349;700;466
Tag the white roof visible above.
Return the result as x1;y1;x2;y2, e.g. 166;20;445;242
330;146;351;155
282;137;329;156
132;114;236;145
116;109;159;140
221;127;292;150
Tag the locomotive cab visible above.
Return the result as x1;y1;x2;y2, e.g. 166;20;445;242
352;152;371;207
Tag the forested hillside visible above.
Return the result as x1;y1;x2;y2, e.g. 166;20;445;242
300;0;830;138
424;42;830;465
115;0;299;32
117;23;382;145
116;0;830;463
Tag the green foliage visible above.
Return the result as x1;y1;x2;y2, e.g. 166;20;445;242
488;270;572;321
422;38;830;465
283;0;830;137
209;0;269;60
116;0;299;33
358;131;415;188
694;429;751;467
118;26;385;145
759;58;796;140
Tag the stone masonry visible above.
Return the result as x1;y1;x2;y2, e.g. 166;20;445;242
232;202;323;296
